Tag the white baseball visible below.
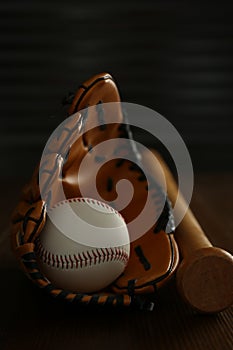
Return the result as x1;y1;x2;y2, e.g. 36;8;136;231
35;198;130;293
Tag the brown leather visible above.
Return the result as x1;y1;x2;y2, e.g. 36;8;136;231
11;73;179;308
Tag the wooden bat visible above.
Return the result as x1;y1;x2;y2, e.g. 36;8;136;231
142;149;233;313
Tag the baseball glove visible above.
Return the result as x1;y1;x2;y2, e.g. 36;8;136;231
11;73;179;310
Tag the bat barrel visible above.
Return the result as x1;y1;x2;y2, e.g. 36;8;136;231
176;246;233;313
142;149;233;313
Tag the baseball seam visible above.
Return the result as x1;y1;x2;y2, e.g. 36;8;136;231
48;197;123;219
36;238;129;269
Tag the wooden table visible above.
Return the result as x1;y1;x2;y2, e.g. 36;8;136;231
0;173;232;350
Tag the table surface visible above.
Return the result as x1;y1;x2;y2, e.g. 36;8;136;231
0;172;232;350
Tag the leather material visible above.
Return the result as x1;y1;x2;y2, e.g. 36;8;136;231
11;73;179;308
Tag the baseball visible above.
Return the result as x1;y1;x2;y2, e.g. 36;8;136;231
35;198;130;293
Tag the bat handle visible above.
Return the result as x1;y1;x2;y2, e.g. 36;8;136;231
143;150;233;313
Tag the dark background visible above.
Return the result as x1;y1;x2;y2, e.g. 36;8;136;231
0;3;233;349
0;1;233;179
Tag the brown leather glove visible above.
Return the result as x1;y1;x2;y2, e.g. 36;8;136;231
11;73;179;309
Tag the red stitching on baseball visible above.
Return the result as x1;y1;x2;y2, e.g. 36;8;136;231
78;253;83;268
69;255;74;268
65;255;69;268
35;238;129;270
74;254;79;268
47;252;51;265
92;249;98;264
52;253;55;267
82;251;88;266
48;197;124;220
60;255;65;268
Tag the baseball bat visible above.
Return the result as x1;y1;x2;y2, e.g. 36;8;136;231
142;149;233;313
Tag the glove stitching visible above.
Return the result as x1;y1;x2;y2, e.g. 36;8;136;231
72;74;113;113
